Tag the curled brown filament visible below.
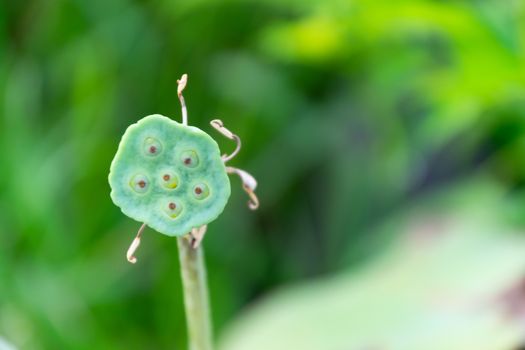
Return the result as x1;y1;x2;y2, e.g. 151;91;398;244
243;185;259;210
226;166;259;210
210;119;241;162
127;223;147;264
211;119;259;210
189;225;208;249
177;74;188;125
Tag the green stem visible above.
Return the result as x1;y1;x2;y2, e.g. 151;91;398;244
177;237;213;350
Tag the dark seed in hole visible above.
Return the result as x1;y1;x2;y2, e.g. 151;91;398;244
169;202;176;210
163;174;170;181
149;146;157;153
195;187;202;194
184;158;191;165
138;180;146;188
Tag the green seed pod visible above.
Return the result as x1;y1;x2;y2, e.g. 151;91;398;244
108;114;231;237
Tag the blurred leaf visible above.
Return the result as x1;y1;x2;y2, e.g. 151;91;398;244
0;337;16;350
219;181;525;350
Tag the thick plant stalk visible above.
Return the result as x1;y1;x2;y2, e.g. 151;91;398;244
176;74;213;350
177;237;213;350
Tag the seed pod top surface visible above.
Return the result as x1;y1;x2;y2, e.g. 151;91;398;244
108;114;231;236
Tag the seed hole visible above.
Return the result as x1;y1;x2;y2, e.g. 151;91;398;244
143;137;162;157
180;150;199;168
160;171;179;189
192;183;210;200
130;174;150;194
163;199;182;218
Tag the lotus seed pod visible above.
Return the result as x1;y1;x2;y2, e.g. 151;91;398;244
108;114;231;237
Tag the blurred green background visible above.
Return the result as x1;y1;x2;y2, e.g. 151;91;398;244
3;0;525;349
